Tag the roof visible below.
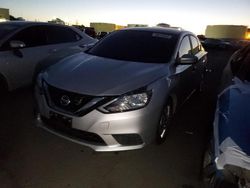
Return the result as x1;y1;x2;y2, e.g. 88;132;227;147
121;27;189;35
0;21;67;27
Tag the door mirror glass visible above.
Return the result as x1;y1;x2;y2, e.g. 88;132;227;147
179;54;198;64
10;40;26;49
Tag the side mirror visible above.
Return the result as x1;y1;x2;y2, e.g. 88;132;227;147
79;42;96;52
9;40;26;49
178;54;198;64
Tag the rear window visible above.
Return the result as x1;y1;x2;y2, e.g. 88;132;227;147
87;30;178;63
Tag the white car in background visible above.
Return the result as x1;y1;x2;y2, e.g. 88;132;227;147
0;21;96;92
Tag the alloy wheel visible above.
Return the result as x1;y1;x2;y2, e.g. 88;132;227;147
156;102;172;144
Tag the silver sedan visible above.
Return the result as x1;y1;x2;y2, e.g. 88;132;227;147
35;27;207;151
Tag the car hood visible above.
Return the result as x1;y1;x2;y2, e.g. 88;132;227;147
43;52;169;96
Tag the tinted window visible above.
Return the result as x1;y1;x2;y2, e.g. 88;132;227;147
0;24;19;39
87;30;178;63
190;36;200;54
205;38;221;44
46;26;82;44
235;45;250;82
178;36;192;57
2;26;47;49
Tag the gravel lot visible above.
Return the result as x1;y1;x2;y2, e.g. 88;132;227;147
0;49;234;188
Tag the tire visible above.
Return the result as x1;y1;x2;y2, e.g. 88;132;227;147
156;100;173;144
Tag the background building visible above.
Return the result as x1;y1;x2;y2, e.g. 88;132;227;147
90;22;116;33
0;8;10;21
115;25;126;30
127;24;148;28
205;25;248;39
247;29;250;40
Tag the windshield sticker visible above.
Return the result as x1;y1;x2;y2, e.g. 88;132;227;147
152;33;173;39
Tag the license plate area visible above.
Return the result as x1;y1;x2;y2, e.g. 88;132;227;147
49;111;72;129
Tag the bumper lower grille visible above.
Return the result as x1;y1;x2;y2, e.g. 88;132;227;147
113;134;143;146
41;116;106;145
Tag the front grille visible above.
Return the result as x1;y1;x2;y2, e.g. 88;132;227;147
41;116;106;145
45;84;93;114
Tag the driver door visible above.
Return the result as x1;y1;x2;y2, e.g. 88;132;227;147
174;35;197;104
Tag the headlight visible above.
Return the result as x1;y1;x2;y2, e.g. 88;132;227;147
36;73;44;94
99;91;152;113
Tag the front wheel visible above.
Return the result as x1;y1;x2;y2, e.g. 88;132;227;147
156;100;173;144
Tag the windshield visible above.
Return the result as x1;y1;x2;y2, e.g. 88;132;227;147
87;30;178;63
0;24;19;39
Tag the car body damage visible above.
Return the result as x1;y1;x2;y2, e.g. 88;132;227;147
204;44;250;188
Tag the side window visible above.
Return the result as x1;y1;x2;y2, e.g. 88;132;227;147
46;26;82;45
235;46;250;82
2;26;47;49
178;36;192;58
190;36;200;54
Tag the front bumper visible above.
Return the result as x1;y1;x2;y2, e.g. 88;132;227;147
35;87;162;152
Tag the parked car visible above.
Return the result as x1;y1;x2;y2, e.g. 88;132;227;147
35;27;208;151
202;38;235;50
236;40;250;48
202;44;250;188
97;31;109;39
197;35;206;43
0;21;96;92
84;27;96;38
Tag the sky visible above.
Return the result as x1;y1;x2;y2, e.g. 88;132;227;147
0;0;250;34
